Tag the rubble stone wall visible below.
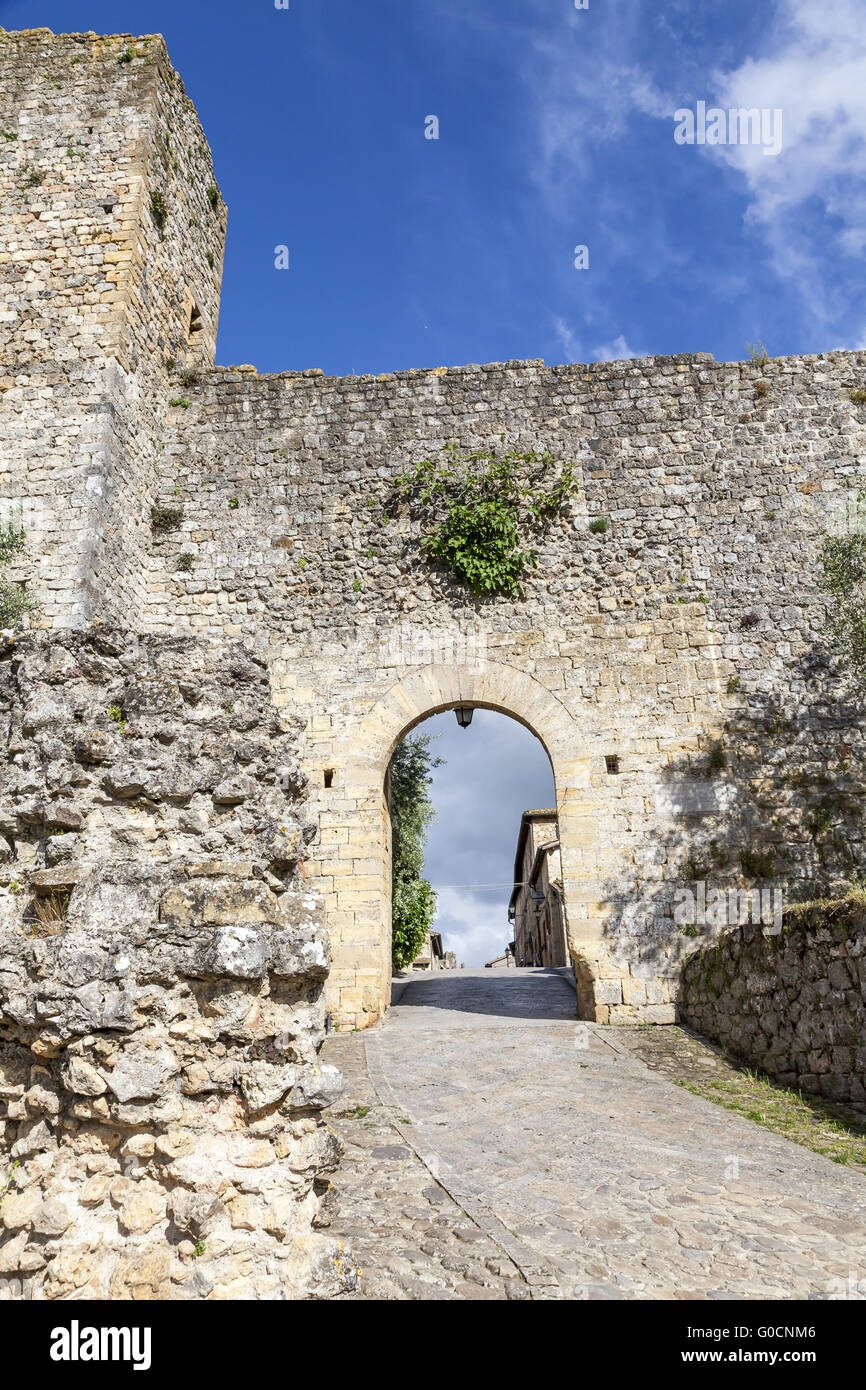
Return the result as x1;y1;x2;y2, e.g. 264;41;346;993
0;626;354;1300
679;897;866;1104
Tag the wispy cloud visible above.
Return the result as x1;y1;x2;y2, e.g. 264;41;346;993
708;0;866;323
592;334;642;362
553;317;581;361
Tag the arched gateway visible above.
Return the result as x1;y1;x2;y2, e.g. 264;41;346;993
288;658;603;1029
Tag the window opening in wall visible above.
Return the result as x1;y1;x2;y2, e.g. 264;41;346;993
324;769;334;789
188;302;203;341
605;755;620;775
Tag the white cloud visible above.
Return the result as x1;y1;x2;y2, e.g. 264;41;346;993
708;0;866;318
592;335;642;362
553;317;581;361
516;0;866;334
433;886;512;968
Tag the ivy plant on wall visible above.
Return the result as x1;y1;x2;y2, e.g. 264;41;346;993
392;445;580;598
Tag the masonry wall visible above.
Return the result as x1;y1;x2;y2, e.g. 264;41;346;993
0;29;225;627
0;626;354;1299
139;351;866;1024
679;897;866;1103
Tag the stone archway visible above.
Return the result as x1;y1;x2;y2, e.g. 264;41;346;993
302;659;609;1030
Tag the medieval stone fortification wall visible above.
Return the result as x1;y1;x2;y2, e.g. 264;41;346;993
680;897;866;1104
0;625;353;1299
0;28;225;628
146;351;866;1025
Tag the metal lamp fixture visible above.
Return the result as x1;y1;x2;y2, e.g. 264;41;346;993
454;705;474;729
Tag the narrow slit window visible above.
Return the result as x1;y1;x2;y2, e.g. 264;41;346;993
324;769;334;788
188;302;203;340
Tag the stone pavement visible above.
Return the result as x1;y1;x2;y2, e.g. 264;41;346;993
323;968;866;1300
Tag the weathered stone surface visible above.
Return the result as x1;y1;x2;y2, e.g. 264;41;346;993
0;627;350;1301
680;897;866;1102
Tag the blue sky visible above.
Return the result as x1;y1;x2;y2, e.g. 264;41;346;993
5;0;866;375
6;0;865;962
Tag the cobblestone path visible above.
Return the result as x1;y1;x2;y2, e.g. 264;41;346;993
323;968;866;1300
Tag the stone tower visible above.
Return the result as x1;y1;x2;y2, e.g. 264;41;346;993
0;28;226;628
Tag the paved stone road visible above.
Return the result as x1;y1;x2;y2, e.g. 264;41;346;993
324;969;866;1300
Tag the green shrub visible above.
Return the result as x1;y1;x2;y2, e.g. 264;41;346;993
818;499;866;686
150;506;182;532
149;190;167;231
0;519;38;629
393;446;579;598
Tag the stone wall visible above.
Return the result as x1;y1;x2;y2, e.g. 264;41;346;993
0;29;225;628
146;351;866;1026
0;626;354;1299
679;897;866;1103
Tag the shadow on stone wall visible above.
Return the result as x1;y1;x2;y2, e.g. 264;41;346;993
596;640;866;1015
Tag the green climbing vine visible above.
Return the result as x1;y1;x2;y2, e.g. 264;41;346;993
818;492;866;686
392;445;579;598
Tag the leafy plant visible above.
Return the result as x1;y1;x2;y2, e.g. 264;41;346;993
207;185;219;210
0;517;38;629
169;397;190;409
118;47;134;63
818;493;866;685
389;733;442;969
851;390;866;405
393;446;579;598
150;506;182;532
108;703;127;731
0;1160;21;1208
588;515;609;534
177;552;194;571
149;190;167;231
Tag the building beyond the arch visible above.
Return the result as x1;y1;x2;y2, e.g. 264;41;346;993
3;29;865;1031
